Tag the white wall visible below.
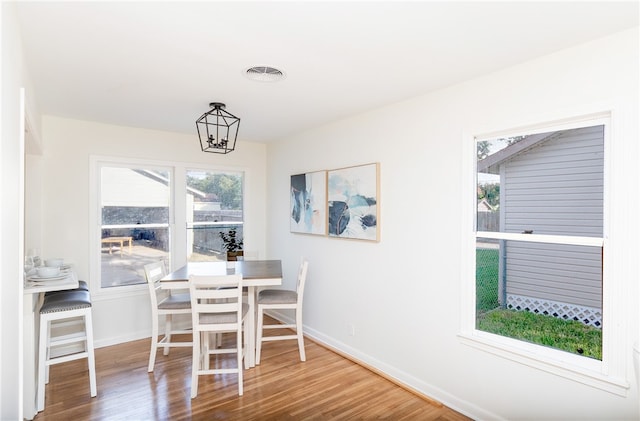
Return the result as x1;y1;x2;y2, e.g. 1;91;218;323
35;117;268;346
266;28;639;420
0;3;43;419
8;7;638;419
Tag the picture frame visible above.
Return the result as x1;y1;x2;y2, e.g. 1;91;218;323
327;163;379;241
290;171;327;235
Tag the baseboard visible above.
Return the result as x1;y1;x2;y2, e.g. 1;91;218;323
264;310;499;421
304;335;444;407
94;330;150;349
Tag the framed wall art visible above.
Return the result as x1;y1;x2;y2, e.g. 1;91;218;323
327;163;379;241
290;171;327;235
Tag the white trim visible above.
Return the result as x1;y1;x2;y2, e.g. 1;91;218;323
458;332;628;396
461;109;630;395
187;221;244;227
474;112;611;143
18;88;27;420
89;155;249;297
476;231;604;247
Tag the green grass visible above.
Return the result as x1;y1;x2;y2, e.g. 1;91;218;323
477;309;602;360
475;247;602;360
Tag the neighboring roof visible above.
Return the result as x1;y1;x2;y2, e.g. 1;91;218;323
477;131;559;174
477;199;495;212
134;169;207;199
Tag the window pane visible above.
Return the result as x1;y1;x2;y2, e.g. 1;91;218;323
476;238;602;360
101;227;170;287
100;166;171;288
186;169;244;261
474;123;605;361
476;126;604;237
187;225;243;262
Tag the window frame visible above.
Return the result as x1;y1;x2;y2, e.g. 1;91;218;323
459;111;630;396
89;156;246;298
185;167;245;262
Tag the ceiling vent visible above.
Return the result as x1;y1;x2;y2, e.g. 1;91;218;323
245;66;285;82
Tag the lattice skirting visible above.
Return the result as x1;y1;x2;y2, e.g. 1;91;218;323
506;294;602;328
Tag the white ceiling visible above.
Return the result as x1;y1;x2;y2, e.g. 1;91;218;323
14;1;639;143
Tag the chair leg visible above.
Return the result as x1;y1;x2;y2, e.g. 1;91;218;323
163;315;172;356
148;313;159;372
237;326;243;396
296;310;306;362
191;330;200;399
203;332;210;371
84;310;97;397
243;319;250;370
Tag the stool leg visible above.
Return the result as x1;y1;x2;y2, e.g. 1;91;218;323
45;319;53;384
37;315;49;412
84;309;97;397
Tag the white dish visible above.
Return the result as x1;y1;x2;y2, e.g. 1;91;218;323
25;279;73;288
27;273;69;281
37;266;60;277
44;258;64;268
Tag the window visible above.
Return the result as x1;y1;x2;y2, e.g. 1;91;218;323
475;124;604;359
461;114;629;394
186;169;244;262
93;158;244;289
99;165;171;288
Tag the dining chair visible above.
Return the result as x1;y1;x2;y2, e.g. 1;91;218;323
144;261;192;372
256;259;309;364
189;273;249;398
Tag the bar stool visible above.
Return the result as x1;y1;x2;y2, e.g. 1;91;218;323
37;288;97;411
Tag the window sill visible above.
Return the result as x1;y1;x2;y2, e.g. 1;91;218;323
458;331;629;396
91;282;148;301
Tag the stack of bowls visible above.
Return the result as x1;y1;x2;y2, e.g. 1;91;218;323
44;258;64;268
37;266;60;278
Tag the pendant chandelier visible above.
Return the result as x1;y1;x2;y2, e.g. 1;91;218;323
195;102;240;154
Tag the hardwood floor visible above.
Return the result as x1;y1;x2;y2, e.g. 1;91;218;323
35;320;471;420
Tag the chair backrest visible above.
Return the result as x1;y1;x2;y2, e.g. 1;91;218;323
144;261;167;308
295;260;309;304
189;274;244;332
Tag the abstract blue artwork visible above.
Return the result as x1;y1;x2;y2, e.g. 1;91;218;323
290;171;327;235
328;163;379;241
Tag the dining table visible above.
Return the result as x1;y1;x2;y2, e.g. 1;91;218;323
160;259;282;367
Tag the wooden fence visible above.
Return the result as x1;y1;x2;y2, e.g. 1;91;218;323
477;211;499;232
